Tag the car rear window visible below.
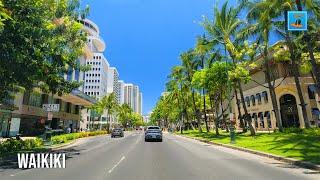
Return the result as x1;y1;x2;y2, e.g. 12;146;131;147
148;127;160;130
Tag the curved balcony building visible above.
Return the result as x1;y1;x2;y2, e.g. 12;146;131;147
79;19;106;53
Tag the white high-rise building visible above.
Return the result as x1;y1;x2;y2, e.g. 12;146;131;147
75;19;110;101
107;67;120;103
124;83;134;109
123;83;143;115
83;54;109;100
138;92;143;115
118;80;125;105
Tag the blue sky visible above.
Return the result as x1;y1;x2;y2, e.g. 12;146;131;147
81;0;238;114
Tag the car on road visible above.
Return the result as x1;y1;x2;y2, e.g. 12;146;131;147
111;128;124;138
145;126;162;142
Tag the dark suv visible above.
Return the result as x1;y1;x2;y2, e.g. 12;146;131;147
111;128;124;138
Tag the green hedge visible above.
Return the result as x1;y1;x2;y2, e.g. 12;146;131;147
0;138;43;156
51;131;107;145
0;131;107;156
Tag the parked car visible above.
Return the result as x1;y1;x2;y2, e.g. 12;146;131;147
145;126;162;142
111;128;124;138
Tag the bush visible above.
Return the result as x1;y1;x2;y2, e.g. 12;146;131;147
0;138;43;156
51;131;107;145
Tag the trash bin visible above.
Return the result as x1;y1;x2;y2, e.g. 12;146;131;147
45;131;52;141
230;126;236;144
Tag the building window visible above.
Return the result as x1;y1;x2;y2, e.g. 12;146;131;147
245;96;250;107
256;93;262;104
251;95;256;106
258;112;264;128
265;111;271;128
308;85;316;99
262;91;268;103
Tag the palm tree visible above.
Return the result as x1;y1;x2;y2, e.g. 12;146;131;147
104;93;119;133
297;0;320;97
265;0;311;128
180;50;203;132
194;35;214;133
118;103;132;128
166;66;191;133
241;0;285;132
203;1;256;135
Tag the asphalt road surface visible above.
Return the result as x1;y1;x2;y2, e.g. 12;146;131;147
1;131;319;180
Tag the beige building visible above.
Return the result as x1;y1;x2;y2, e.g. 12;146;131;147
233;55;320;131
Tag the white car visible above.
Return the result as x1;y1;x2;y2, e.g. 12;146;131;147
144;126;162;142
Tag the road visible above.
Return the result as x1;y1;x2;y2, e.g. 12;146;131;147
1;131;319;180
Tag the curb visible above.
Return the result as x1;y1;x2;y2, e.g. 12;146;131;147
48;133;109;150
176;134;320;171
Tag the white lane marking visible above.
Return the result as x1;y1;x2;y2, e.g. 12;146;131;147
107;156;126;174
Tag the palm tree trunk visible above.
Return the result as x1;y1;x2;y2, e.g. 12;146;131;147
209;94;219;135
237;81;255;135
283;10;310;128
214;102;220;135
192;90;202;132
234;87;245;132
203;88;209;132
263;47;283;132
295;0;320;97
220;95;229;132
306;37;320;96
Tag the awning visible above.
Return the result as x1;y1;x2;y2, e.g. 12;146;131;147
60;90;97;107
312;108;320;116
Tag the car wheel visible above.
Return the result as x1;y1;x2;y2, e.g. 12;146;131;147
159;139;162;142
145;139;148;142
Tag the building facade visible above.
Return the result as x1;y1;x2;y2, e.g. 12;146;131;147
0;90;95;137
123;83;143;115
233;59;320;131
107;67;120;103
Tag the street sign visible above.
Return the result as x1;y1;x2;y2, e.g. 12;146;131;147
42;104;60;112
288;11;307;31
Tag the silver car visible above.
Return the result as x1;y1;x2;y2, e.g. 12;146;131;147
145;126;162;142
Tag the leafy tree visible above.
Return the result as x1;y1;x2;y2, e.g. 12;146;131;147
180;50;203;132
0;0;88;104
91;93;119;132
202;2;256;135
0;0;10;30
118;103;133;128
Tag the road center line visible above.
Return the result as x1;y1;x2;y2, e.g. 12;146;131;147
107;156;126;174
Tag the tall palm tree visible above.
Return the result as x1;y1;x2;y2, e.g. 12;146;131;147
101;92;119;133
296;0;320;97
267;0;311;128
118;103;132;128
245;0;284;132
180;50;203;132
166;66;191;133
203;1;256;135
194;35;214;133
